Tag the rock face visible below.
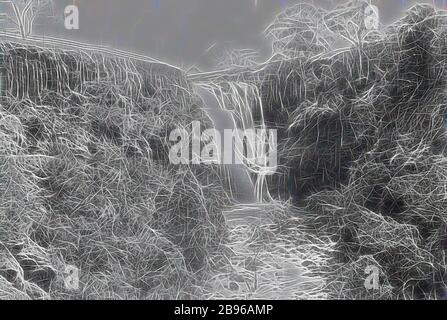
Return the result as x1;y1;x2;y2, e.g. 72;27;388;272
0;39;231;299
0;40;189;101
264;4;447;299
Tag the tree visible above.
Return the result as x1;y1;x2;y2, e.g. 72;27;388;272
0;0;54;39
266;0;381;59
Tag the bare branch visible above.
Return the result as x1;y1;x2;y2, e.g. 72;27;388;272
0;0;53;38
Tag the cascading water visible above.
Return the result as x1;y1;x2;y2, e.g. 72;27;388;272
194;84;256;203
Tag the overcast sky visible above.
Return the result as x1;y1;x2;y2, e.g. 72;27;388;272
27;0;443;69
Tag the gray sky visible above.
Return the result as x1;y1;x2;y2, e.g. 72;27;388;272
30;0;439;69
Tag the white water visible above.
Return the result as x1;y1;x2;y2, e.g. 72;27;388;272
195;84;256;203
